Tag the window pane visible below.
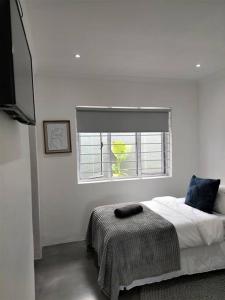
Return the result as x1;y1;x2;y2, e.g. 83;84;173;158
111;133;137;177
140;133;164;175
101;133;111;178
79;133;102;179
141;152;161;161
164;132;171;175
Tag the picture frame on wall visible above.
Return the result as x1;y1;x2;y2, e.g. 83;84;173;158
43;120;72;154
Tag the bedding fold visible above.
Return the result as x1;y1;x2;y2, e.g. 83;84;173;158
87;202;180;300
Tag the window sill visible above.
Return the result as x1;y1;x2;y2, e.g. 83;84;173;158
78;174;172;185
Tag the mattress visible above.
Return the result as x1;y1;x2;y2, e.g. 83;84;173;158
120;197;225;291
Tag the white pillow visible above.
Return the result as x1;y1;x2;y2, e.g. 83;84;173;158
214;185;225;215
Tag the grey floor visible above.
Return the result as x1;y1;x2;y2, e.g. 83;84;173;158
35;241;138;300
35;241;225;300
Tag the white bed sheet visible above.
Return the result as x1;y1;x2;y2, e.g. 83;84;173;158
142;197;225;249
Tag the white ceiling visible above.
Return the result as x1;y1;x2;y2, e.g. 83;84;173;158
26;0;225;80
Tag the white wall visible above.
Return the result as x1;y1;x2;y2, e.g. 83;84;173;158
0;112;35;300
199;70;225;182
34;75;199;246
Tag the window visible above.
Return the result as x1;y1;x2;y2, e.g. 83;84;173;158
76;107;171;182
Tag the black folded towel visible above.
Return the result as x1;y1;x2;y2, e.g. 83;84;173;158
114;204;143;218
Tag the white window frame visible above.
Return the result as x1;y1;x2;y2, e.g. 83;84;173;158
77;131;171;183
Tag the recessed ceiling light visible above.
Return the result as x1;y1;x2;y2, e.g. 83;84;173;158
196;64;201;68
74;53;81;59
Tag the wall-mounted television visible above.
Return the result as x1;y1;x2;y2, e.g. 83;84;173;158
0;0;35;125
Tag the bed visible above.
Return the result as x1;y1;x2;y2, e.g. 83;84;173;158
123;197;225;290
87;195;225;300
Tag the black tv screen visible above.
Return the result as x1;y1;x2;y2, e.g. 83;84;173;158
0;0;35;125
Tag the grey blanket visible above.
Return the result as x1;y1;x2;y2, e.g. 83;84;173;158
86;203;180;300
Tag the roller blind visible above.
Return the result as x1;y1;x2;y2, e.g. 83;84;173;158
76;107;171;133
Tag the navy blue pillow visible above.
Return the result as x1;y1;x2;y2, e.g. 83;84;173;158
185;175;220;214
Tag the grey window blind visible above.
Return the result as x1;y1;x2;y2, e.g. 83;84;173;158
76;107;171;133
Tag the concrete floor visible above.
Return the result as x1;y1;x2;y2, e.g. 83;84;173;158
35;241;138;300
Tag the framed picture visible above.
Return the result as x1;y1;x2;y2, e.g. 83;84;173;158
43;120;72;154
